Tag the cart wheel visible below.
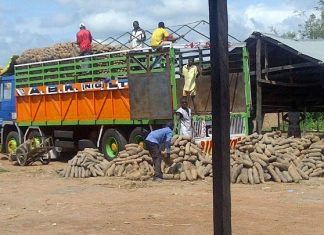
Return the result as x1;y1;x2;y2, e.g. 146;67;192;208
40;155;50;165
17;152;28;166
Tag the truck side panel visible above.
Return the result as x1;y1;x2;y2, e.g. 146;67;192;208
16;82;131;125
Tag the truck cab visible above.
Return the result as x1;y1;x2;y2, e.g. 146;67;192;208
0;56;20;154
0;75;16;123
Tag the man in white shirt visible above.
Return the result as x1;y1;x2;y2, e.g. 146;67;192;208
176;97;193;138
129;21;146;49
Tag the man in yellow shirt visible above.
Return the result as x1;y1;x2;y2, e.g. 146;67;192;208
151;22;176;49
180;58;200;113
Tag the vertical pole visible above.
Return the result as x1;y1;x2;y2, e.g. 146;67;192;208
242;47;252;135
170;47;180;134
264;42;269;80
282;112;285;132
209;0;231;234
316;112;320;132
303;107;307;135
256;39;262;134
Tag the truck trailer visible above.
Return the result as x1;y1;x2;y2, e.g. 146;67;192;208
0;44;251;159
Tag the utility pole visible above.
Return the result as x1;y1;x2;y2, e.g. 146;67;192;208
208;0;231;234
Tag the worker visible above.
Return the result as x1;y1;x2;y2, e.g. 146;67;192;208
76;23;93;56
176;97;193;138
283;112;305;138
150;22;178;50
129;21;146;49
180;57;200;112
145;122;173;182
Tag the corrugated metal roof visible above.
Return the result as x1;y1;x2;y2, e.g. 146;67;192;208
255;32;324;63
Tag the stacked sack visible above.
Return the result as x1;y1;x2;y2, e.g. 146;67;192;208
231;132;324;184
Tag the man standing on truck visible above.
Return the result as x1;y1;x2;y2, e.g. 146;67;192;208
176;97;193;138
145;122;173;182
129;21;146;49
76;23;92;56
180;57;200;113
150;22;178;50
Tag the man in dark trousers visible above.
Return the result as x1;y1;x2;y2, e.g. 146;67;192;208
76;23;92;56
145;122;173;182
283;112;305;138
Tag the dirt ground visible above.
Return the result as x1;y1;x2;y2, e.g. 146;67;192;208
0;155;324;235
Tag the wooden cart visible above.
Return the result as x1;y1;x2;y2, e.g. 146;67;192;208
13;137;54;166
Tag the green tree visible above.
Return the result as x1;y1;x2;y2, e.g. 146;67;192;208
271;1;324;130
299;0;324;39
300;1;324;129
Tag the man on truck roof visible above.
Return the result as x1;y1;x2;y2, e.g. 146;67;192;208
76;23;93;56
150;22;177;49
129;21;146;49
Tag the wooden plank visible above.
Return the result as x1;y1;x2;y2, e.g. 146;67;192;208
256;38;262;134
257;79;322;87
250;61;318;75
208;0;231;234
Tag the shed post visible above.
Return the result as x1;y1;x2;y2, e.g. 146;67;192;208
256;38;263;134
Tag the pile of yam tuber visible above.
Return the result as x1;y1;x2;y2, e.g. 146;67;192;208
58;132;324;183
58;135;212;181
231;132;324;184
104;135;213;181
58;148;110;178
16;42;126;64
108;143;154;181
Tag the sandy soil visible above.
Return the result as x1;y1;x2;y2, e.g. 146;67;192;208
0;155;323;235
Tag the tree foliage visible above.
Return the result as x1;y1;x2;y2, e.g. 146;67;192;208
273;1;324;129
300;0;324;39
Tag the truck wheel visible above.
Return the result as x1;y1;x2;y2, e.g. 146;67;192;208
101;129;127;160
129;127;149;148
5;131;20;155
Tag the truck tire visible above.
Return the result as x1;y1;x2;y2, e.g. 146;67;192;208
129;127;149;148
101;129;127;160
5;131;20;155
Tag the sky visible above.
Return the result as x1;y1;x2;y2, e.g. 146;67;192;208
0;0;318;67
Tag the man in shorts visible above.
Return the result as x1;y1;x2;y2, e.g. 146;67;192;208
180;57;200;113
